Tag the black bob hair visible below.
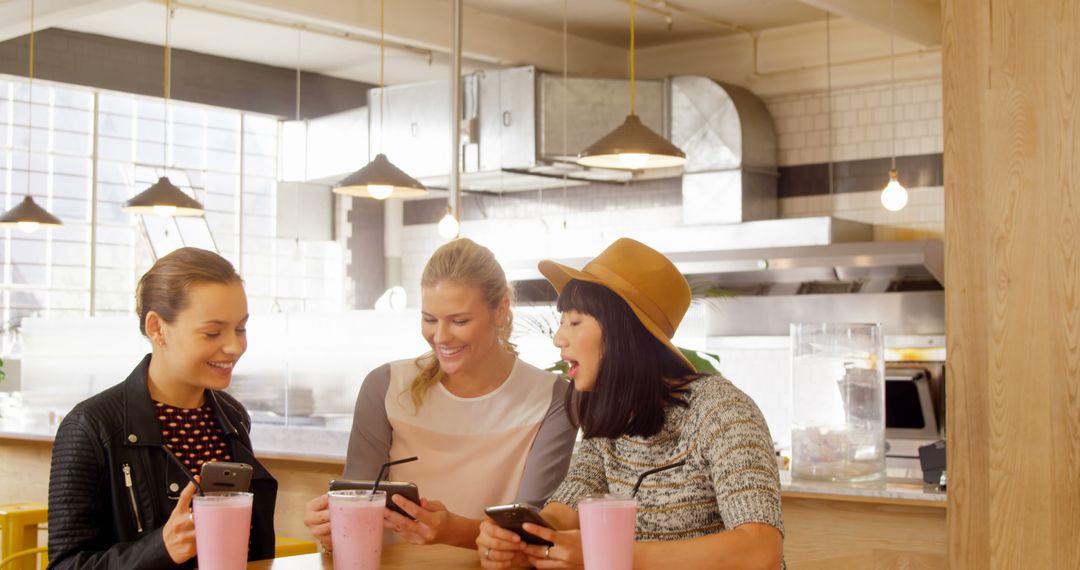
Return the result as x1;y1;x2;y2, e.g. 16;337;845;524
557;279;700;439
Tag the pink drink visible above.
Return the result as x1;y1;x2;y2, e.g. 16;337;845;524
192;492;253;570
579;494;637;570
329;490;386;570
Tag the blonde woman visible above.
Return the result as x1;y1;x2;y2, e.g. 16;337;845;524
304;238;576;550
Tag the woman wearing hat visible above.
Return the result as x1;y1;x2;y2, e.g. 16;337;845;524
476;238;784;569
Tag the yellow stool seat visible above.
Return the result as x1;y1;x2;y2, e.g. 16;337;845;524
0;546;46;570
0;504;48;570
274;536;318;558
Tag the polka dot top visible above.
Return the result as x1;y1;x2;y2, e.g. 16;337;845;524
154;399;232;474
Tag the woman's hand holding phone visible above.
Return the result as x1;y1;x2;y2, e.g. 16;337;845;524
383;495;453;545
476;517;530;570
521;524;584;570
162;480;199;564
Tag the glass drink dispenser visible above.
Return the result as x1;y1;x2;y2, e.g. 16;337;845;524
790;323;886;482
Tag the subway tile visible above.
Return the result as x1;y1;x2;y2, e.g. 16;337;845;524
912;85;928;103
850;92;865;110
857;109;873;126
895;87;912;105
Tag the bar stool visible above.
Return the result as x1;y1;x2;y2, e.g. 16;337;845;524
0;547;46;570
0;504;48;570
274;536;318;558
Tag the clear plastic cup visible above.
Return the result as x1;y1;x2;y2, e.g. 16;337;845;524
578;494;636;570
790;322;886;482
328;490;386;570
192;491;253;570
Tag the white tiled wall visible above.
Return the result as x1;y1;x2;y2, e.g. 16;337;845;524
766;79;943;167
780;186;945;240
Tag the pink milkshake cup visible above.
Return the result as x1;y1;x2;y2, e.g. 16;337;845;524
329;489;386;570
579;494;637;570
192;491;253;570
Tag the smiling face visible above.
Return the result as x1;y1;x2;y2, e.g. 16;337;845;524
149;281;249;394
421;279;508;378
553;309;604;391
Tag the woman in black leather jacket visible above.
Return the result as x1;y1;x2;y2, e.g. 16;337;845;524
47;248;277;569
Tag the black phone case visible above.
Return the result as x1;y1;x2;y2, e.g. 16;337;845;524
484;504;554;546
199;461;253;493
328;479;421;521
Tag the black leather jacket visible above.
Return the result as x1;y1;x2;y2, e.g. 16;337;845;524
47;354;278;569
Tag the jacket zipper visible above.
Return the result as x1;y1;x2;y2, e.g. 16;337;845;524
122;464;144;533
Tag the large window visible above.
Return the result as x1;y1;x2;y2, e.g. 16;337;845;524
0;75;343;336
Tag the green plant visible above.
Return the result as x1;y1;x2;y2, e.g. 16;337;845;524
0;357;5;383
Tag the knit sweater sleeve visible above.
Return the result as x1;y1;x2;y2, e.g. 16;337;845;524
695;378;785;535
545;436;608;510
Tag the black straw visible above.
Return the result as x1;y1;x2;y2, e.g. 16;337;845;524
161;445;204;496
631;460;686;498
372;456;418;498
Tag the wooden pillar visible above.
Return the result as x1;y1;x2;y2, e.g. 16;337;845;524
943;0;1080;568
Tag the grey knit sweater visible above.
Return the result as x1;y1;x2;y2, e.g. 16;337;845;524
548;375;785;543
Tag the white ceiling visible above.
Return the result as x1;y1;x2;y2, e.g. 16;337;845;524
1;0;941;90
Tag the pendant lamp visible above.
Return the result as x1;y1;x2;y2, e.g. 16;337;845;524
334;0;426;200
0;0;63;232
577;0;685;170
122;0;204;217
880;0;908;212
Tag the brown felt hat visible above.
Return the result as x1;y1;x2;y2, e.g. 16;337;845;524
538;238;694;370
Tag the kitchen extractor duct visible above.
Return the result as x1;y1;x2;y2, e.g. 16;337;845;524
327;67;777;196
671;76;779;225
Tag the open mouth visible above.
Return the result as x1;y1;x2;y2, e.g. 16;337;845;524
207;361;235;371
563;358;580;378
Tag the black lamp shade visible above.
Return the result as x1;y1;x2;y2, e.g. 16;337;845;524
122;177;205;216
334;154;428;199
0;195;62;228
577;114;687;170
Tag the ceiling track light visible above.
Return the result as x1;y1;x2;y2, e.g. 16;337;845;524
122;0;204;217
0;0;63;232
334;0;427;200
576;0;686;171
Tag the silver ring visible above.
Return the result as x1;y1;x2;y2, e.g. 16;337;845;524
188;512;193;522
485;547;492;560
544;545;551;559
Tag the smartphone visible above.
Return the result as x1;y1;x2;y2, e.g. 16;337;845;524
199;461;253;493
329;479;421;520
484;503;554;546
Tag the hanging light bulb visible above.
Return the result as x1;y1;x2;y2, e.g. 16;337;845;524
437;207;460;240
367;184;394;200
0;0;63;232
577;0;685;170
880;0;907;213
334;0;426;200
881;169;908;211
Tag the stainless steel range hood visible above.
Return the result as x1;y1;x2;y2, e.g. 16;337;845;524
507;227;945;336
